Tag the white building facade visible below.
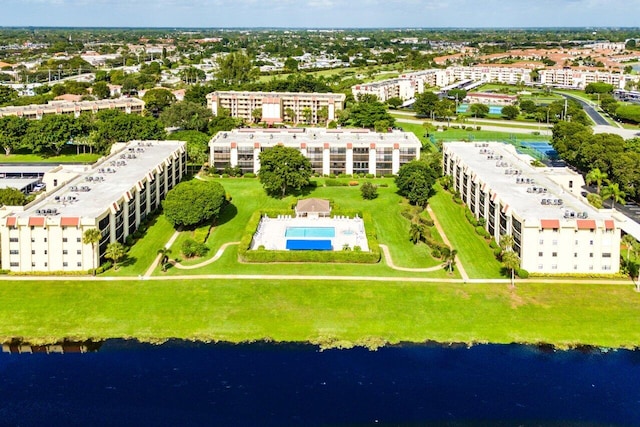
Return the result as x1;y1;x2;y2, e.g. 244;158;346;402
0;98;145;120
443;142;620;274
209;128;421;176
206;91;345;125
0;140;187;273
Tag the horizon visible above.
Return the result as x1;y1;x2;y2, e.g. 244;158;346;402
2;0;640;28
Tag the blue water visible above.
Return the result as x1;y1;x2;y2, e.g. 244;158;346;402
0;340;639;425
285;226;335;238
457;104;504;115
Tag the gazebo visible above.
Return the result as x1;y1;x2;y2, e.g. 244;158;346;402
295;198;331;219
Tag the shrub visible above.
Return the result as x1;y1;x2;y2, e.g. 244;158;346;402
244;173;256;178
221;173;229;178
181;238;208;258
338;173;351;179
325;179;347;187
476;126;481;131
493;247;503;258
349;181;359;186
360;181;378;199
379;183;389;187
431;248;442;258
587;193;603;209
400;209;414;221
489;239;499;249
365;173;375;179
516;268;529;279
95;261;112;274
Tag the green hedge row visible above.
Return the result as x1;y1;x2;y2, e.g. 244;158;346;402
238;209;381;264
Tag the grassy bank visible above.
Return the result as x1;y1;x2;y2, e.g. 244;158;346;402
0;278;639;349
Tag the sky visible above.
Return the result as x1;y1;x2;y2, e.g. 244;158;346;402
1;0;640;28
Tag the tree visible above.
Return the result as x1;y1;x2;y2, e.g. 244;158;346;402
413;91;439;118
82;228;102;276
386;97;403;109
585;168;608;195
442;247;457;273
360;182;378;200
92;81;110;99
317;106;329;125
171;130;210;165
93;112;165;153
104;242;126;270
447;89;467;102
622;234;637;261
142;88;176;117
349;96;395;129
0;187;27;206
499;234;514;253
301;107;313;124
258;145;312;198
585;82;614;94
0;115;28;155
162;180;227;228
601;182;625;209
160;101;213;132
216;52;258;85
285;107;296;124
501;105;520;120
157;247;172;272
409;223;425;244
284;57;298;72
519;99;537;114
251;108;262;124
395;160;439;207
502;251;520;289
25;114;76;155
469;103;489;118
0;86;18;105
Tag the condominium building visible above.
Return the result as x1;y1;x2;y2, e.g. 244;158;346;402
0;140;187;273
442;142;620;274
205;91;346;125
0;98;145;120
209;128;421;176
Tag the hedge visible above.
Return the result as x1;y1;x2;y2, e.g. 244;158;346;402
238;209;381;264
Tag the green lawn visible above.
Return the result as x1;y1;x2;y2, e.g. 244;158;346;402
431;129;549;143
395;121;435;150
159;177;448;277
1;278;639;348
429;186;504;278
0;152;100;164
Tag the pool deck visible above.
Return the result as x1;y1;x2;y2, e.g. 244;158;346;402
251;216;369;252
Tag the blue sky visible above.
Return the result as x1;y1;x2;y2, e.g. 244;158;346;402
2;0;639;28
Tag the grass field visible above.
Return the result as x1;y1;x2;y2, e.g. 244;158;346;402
157;177;451;277
1;278;639;348
0;152;100;164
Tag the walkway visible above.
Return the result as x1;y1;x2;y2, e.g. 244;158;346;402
426;206;470;281
142;229;181;277
379;244;444;272
171;242;239;270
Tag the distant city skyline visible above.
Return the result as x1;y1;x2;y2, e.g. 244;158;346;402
2;0;640;29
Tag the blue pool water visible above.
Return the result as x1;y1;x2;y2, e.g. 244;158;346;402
285;226;335;238
457;104;504;115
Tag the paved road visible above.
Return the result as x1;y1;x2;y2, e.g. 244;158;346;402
555;92;610;126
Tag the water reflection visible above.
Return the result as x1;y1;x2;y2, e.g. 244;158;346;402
2;339;102;354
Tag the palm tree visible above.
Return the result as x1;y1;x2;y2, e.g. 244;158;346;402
82;228;102;276
601;182;625;209
409;223;424;244
285;107;296;125
622;234;637;261
105;242;126;270
499;234;514;254
443;247;457;273
502;251;520;288
158;247;172;272
585;168;608;195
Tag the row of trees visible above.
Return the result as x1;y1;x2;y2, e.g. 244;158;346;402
551;121;640;201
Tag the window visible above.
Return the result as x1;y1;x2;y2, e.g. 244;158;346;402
589;253;594;258
44;238;47;243
31;262;35;267
539;239;544;245
31;250;35;255
569;180;573;188
589;265;594;270
31;238;35;243
44;262;47;267
574;265;578;270
9;262;19;267
603;265;611;271
589;240;594;245
538;252;543;257
44;250;47;255
574;253;578;258
552;240;558;245
77;250;82;255
538;264;543;270
552;264;558;270
9;238;18;243
552;252;557;257
62;237;68;243
77;262;82;267
63;262;68;267
77;238;81;243
575;240;579;245
9;250;18;255
62;250;68;255
602;253;611;258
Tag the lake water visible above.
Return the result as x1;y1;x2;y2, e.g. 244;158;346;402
0;340;639;425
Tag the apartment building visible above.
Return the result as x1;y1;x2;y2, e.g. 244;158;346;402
0;98;145;120
0;140;187;273
209;128;421;176
205;91;346;125
442;142;620;274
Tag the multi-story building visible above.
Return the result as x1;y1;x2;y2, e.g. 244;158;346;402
205;91;345;125
442;142;620;274
0;140;186;273
0;98;145;120
209;128;421;176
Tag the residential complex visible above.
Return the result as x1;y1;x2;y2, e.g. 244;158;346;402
0;98;145;120
442;141;621;274
0;140;186;273
209;128;421;176
352;66;640;102
205;91;345;125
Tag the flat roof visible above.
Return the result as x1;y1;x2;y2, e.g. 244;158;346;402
210;128;422;147
0;98;144;115
10;140;184;220
444;141;612;223
207;91;345;100
0;165;56;174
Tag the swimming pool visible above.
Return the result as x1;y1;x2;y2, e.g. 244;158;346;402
285;226;336;238
457;104;504;115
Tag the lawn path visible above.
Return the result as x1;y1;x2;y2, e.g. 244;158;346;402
379;244;444;272
143;229;181;277
171;242;240;270
426;206;470;281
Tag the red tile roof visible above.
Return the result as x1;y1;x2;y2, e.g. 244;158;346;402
28;217;45;227
540;219;560;229
576;219;596;230
604;219;614;230
6;217;16;227
60;217;79;227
